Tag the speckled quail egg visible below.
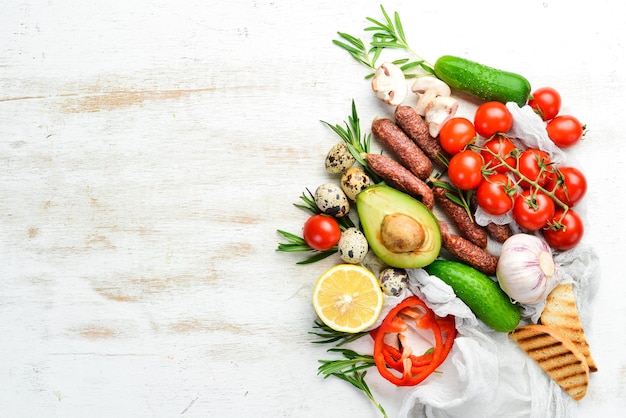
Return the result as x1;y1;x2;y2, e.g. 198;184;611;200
337;227;369;264
325;142;355;174
341;167;371;201
379;268;409;296
314;183;350;217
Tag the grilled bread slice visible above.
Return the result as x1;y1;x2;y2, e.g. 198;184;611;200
541;283;597;372
509;324;589;401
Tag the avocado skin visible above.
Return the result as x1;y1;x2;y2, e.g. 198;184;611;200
356;184;441;269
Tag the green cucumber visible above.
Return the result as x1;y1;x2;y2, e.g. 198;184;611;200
425;260;521;332
434;55;531;107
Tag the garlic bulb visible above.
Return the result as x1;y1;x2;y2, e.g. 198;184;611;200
496;234;562;304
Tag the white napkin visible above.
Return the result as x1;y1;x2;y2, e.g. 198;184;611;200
384;243;600;418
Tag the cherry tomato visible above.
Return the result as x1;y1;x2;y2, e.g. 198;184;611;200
302;214;341;251
543;209;584;250
481;136;517;174
438;117;476;154
516;148;552;189
546;115;584;148
512;189;556;231
447;150;484;190
475;173;514;216
528;87;561;121
545;166;587;207
473;101;513;138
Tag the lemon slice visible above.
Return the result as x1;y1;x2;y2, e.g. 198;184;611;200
312;264;384;333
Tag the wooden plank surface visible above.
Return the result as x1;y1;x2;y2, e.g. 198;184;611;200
1;0;624;417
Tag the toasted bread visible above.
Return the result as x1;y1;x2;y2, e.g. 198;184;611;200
541;283;597;372
509;324;589;401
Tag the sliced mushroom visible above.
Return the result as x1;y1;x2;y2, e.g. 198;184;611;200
371;62;408;106
424;96;459;137
411;76;452;116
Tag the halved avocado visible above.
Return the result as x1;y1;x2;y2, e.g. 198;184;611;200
356;184;441;269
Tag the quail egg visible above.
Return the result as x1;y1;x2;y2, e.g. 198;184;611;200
325;142;355;174
314;183;350;217
341;167;371;200
379;268;409;296
337;228;369;264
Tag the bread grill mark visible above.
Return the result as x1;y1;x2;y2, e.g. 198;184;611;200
509;324;589;401
371;118;433;180
365;153;434;209
433;183;488;249
394;106;449;169
438;221;497;276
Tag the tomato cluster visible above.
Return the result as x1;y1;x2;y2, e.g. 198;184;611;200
439;92;587;251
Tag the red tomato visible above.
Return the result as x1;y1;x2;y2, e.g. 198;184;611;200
543;209;584;250
512;189;556;231
302;214;341;251
473;101;513;138
516;148;552;189
475;173;514;216
481;136;517;174
527;87;562;121
447;150;484;190
438;117;476;154
546;115;584;148
545;166;587;207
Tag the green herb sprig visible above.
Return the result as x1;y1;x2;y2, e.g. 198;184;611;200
333;5;435;79
321;100;382;184
317;348;388;418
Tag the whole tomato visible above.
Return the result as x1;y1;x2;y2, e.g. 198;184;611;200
545;166;587;207
438;117;476;155
512;189;556;231
543;209;584;250
528;87;561;121
474;101;513;138
447;150;484;190
302;214;341;251
481;136;517;174
475;173;514;216
546;115;584;148
516;148;552;189
439;116;476;155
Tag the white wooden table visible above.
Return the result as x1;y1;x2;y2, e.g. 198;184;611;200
1;1;624;417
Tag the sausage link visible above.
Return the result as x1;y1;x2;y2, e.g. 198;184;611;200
433;183;488;249
438;221;498;276
365;153;434;209
371;118;433;180
394;106;449;169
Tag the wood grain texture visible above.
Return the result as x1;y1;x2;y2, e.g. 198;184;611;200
1;0;625;417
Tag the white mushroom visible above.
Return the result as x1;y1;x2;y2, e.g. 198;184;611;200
424;96;459;137
371;62;407;106
411;76;452;116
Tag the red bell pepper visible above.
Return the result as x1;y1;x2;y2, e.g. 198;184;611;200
372;295;457;386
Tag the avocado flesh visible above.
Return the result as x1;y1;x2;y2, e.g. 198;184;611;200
356;184;441;269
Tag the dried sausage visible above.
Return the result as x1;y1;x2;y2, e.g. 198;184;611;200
371;118;433;180
433;183;488;249
394;106;449;169
438;221;498;276
365;153;434;209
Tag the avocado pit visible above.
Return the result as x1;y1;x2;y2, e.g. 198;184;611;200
380;213;425;253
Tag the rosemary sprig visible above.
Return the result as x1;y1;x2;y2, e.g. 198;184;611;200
430;178;475;222
321;100;382;184
318;348;388;418
333;5;435;79
309;319;369;346
276;230;337;264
